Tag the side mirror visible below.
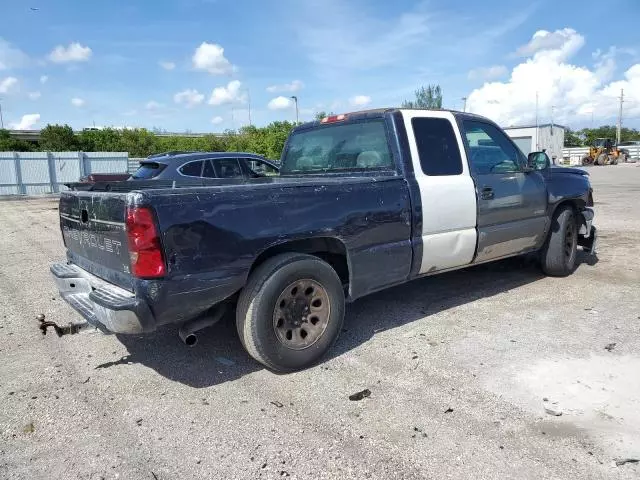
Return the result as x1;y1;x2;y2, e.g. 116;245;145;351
527;151;550;171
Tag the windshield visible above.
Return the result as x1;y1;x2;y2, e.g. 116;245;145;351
280;120;394;174
132;162;166;179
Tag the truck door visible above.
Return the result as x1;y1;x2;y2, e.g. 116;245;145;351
401;111;478;274
461;119;548;263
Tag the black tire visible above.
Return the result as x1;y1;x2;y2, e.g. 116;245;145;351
540;205;578;276
236;253;345;372
596;153;607;165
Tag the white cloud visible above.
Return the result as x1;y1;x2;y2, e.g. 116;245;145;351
514;28;583;59
71;97;85;107
174;88;205;107
208;80;246;105
48;43;92;63
268;96;293;110
0;76;18;93
0;38;29;70
349;95;372;107
468;65;508;80
40;75;48;84
211;116;223;125
159;61;176;70
10;113;40;130
266;80;304;93
467;28;640;127
28;91;41;100
192;42;234;75
145;100;163;111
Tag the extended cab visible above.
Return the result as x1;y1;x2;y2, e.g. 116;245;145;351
47;109;596;371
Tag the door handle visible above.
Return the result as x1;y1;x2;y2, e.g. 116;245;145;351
481;187;494;200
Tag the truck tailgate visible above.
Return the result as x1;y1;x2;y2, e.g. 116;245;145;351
59;191;133;290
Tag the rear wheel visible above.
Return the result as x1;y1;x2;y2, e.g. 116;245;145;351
540;205;578;276
236;253;345;372
596;153;608;165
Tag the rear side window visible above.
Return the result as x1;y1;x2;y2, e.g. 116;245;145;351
179;160;203;177
202;160;216;178
411;117;463;176
132;162;165;179
281;119;393;174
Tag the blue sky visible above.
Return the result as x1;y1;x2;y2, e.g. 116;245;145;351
1;0;639;131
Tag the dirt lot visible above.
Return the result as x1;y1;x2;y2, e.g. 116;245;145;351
1;165;639;480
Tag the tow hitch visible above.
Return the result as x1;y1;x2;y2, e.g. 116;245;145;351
37;314;92;337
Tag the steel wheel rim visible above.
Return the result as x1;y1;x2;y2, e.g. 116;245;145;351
273;279;331;350
564;220;576;259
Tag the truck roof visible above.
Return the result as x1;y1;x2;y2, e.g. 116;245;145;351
294;108;489;133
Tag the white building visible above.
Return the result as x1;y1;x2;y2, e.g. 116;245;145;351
503;123;565;163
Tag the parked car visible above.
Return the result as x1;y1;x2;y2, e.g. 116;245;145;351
130;152;279;180
81;173;131;182
64;172;132;191
47;109;596;372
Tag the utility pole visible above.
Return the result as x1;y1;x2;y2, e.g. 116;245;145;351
290;95;299;124
247;89;252;126
535;92;539;150
551;105;555;135
617;88;624;145
461;97;467;112
0;98;4;129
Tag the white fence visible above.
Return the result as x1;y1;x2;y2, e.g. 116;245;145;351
562;146;640;165
0;152;128;195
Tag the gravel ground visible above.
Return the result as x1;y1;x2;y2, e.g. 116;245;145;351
1;165;639;480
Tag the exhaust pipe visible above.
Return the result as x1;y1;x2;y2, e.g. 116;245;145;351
178;304;228;347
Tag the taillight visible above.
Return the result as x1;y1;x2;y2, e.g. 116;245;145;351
125;207;165;278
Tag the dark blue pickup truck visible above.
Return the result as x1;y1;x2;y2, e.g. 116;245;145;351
47;109;596;372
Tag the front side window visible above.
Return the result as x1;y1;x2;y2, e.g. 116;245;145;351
463;121;525;174
214;159;243;178
281;119;394;174
179;160;203;177
246;159;278;177
412;117;463;176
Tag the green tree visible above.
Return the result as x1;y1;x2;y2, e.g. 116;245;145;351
402;85;443;109
39;124;79;151
0;129;35;151
78;128;124;152
564;128;583;147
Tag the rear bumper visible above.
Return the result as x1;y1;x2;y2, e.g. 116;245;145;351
50;263;156;334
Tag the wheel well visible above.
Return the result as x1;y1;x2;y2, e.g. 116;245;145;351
552;199;587;229
250;238;350;286
553;199;582;218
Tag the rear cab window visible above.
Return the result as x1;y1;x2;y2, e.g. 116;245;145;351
280;119;394;174
411;117;463;176
132;162;166;179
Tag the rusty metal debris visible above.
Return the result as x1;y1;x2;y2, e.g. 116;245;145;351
348;389;371;401
37;314;90;337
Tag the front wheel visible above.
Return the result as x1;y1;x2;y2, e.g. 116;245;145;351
236;253;345;372
540;205;578;276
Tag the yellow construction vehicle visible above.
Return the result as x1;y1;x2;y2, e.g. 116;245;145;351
582;138;626;165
